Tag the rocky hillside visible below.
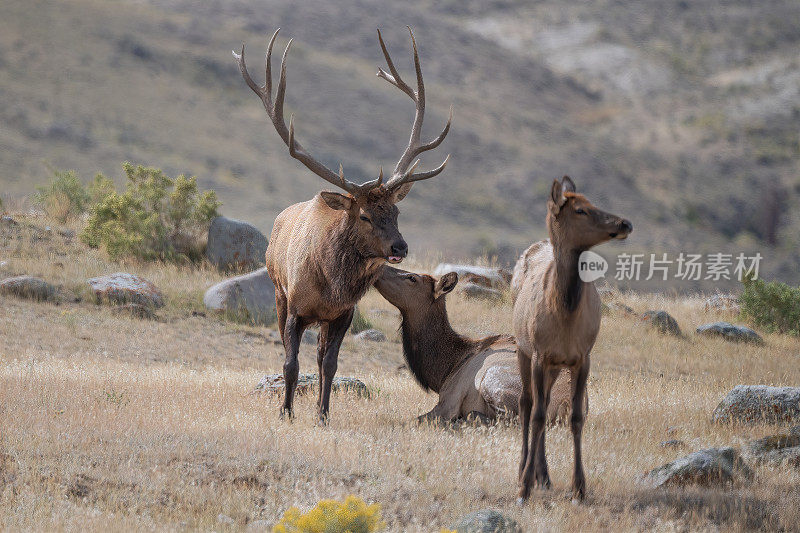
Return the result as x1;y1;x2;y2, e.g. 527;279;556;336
1;0;799;287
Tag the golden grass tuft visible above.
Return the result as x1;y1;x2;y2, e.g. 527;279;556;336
2;213;800;531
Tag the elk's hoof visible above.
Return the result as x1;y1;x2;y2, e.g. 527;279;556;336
279;407;293;421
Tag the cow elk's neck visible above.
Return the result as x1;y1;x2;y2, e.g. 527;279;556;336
549;220;585;314
400;302;476;393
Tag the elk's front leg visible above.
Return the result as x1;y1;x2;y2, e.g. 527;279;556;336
318;308;354;423
569;362;590;501
281;313;308;419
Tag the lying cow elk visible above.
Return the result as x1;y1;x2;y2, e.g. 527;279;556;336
233;28;451;421
375;266;586;424
512;176;632;502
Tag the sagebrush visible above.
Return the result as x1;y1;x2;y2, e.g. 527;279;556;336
35;169;90;222
272;495;385;533
740;273;800;335
80;163;220;262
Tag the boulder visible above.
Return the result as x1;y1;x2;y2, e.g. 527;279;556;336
459;282;504;303
87;272;164;308
433;264;511;289
111;303;156;320
203;267;276;325
253;373;370;399
705;294;741;314
0;275;58;302
745;426;800;467
353;329;387;342
644;447;753;488
712;385;800;425
603;301;636;316
641;310;682;336
302;329;318;345
450;509;521;533
696;322;763;344
206;216;267;271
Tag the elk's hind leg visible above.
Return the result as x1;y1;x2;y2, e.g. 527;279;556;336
317;308;354;423
518;362;546;502
534;367;560;489
316;323;329;409
517;349;533;482
281;313;309;419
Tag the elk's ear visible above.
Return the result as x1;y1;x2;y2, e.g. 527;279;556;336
320;191;352;211
390;182;413;203
549;179;568;215
433;272;458;300
561;175;576;193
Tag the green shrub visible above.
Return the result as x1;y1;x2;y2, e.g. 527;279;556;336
740;273;800;336
272;495;385;533
35;169;91;222
80;162;220;262
349;306;374;334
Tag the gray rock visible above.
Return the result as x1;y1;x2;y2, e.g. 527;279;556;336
451;509;522;533
660;439;687;449
712;385;800;425
0;215;18;226
353;329;386;342
111;303;156;320
253;373;371;399
644;447;753;488
696;322;763;344
206;216;267;271
705;294;740;314
88;272;164;308
434;264;511;289
0;275;58;301
641;310;682;336
745;426;800;467
603;301;635;316
203;267;276;326
216;513;234;525
302;329;318;345
459;282;504;303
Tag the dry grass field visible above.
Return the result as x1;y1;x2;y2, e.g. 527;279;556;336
2;213;800;531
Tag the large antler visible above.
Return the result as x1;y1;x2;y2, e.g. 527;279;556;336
233;29;383;196
377;27;452;190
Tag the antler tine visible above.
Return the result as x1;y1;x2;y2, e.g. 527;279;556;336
399;154;450;184
377;27;452;191
235;30;384;197
376;29;415;100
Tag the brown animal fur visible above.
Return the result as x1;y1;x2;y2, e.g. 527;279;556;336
235;28;451;421
375;266;587;424
512;176;631;502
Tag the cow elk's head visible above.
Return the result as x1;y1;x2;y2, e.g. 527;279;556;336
547;176;633;250
234;28;451;264
374;266;458;312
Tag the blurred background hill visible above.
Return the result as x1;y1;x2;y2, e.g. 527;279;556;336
1;0;799;289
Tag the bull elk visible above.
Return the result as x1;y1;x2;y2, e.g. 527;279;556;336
375;266;585;424
233;28;451;421
512;176;632;502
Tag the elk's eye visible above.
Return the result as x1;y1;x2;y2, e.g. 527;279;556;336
575;208;587;215
359;215;370;222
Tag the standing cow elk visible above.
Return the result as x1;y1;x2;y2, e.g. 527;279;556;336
375;266;585;424
512;176;631;503
233;28;451;421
